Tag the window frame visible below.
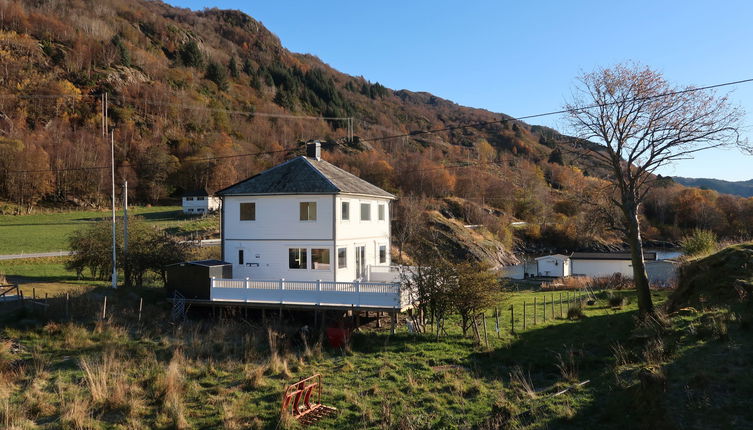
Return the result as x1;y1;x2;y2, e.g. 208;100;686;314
288;248;308;269
379;244;387;264
341;201;350;221
337;247;347;269
360;203;371;221
239;202;256;221
378;204;385;221
311;248;331;271
299;201;317;221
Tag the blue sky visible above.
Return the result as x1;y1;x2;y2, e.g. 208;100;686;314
172;0;753;181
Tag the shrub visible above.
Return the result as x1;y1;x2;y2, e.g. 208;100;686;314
680;229;717;257
566;303;585;320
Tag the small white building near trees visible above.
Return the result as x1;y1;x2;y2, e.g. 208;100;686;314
182;190;221;215
535;254;571;277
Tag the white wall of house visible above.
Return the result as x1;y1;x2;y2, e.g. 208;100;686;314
646;260;679;285
536;255;570;277
571;260;633;278
182;196;220;214
223;194;391;283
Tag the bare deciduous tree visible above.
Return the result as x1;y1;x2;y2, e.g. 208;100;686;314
565;63;745;316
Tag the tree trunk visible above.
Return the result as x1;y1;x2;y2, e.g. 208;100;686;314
623;204;655;316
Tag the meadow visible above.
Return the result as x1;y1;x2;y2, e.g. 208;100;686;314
0;207;219;255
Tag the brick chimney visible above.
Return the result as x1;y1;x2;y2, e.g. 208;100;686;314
306;141;321;160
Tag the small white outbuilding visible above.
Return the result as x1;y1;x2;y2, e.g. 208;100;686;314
182;190;221;215
535;254;571;277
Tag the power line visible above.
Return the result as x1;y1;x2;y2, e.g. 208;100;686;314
360;77;753;143
3;76;752;175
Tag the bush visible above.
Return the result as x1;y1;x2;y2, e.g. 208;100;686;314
567;303;585;320
680;229;717;257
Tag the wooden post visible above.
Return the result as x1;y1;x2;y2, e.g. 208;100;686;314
495;307;502;338
355;311;361;328
33;288;36;301
551;294;555;319
101;296;107;320
481;313;489;348
559;292;563;318
376;311;382;328
508;305;513;335
138;297;143;323
390;311;397;335
65;293;70;319
523;301;527;330
533;297;537;326
543;296;547;322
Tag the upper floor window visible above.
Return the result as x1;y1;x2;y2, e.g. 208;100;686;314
378;204;385;221
300;202;317;221
360;203;371;221
341;202;350;221
186;197;194;201
240;202;256;221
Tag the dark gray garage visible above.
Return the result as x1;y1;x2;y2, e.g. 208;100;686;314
165;260;232;300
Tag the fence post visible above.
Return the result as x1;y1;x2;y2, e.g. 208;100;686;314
138;297;143;323
101;296;107;321
316;279;321;306
543;296;547;322
33;287;36;301
533;297;537;325
508;305;513;335
280;278;285;304
559;292;563;318
66;293;70;320
494;307;501;337
481;313;489;348
523;301;527;330
551;294;555;319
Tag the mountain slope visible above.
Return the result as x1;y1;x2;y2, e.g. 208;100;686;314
672;176;753;198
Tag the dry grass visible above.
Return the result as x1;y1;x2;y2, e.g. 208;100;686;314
243;362;267;388
555;347;579;383
161;350;188;429
509;366;536;399
541;276;592;291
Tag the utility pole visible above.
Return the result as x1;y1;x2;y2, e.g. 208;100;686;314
123;180;129;288
110;129;117;289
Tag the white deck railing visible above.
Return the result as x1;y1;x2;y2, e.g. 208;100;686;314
210;278;413;310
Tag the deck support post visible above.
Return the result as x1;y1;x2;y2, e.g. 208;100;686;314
390;311;397;335
376;311;382;328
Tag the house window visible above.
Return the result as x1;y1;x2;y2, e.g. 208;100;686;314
197;197;205;201
360;203;371;221
312;249;331;270
341;202;350;221
300;202;317;221
188;208;193;213
240;202;256;221
289;248;307;269
379;245;387;264
186;197;194;201
337;247;347;269
378;204;385;221
238;249;244;265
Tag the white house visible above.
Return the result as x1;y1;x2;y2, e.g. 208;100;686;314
182;190;221;215
535;254;571;277
217;141;396;283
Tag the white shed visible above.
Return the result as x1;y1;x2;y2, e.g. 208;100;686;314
535;254;571;277
646;259;680;286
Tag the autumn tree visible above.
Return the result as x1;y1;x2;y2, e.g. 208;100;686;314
565;63;745;316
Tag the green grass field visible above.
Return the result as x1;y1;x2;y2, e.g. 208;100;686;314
0;206;219;255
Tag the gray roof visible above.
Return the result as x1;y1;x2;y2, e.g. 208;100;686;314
217;156;395;199
570;252;657;261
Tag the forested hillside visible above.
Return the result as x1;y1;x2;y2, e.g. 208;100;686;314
1;0;752;253
673;176;753;198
